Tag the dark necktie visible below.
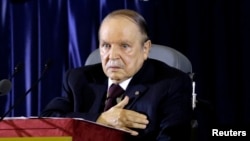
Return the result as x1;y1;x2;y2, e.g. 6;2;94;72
104;84;124;111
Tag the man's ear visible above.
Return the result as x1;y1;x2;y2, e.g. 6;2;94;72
143;40;151;59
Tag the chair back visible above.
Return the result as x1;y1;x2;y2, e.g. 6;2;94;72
85;44;192;73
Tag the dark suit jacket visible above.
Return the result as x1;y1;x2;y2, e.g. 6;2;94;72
41;58;193;141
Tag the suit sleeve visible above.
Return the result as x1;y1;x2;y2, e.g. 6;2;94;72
157;73;193;141
40;69;101;122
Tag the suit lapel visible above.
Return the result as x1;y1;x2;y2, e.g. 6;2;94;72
125;84;148;109
124;60;153;109
88;83;107;112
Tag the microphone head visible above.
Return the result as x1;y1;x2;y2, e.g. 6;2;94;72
0;79;12;96
14;63;23;73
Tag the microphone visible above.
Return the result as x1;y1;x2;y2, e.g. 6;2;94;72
0;60;52;121
0;79;12;96
9;63;24;80
0;63;23;96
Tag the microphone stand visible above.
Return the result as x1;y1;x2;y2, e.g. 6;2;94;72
0;60;51;121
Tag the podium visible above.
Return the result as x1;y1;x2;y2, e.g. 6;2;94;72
0;117;129;141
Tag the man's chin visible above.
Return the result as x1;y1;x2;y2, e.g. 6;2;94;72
109;76;121;81
108;74;123;82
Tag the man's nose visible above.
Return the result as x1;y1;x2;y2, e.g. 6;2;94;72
109;46;120;59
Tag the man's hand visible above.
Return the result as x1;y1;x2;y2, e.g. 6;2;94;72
96;96;149;136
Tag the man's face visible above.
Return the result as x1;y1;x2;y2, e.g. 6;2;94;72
99;17;151;83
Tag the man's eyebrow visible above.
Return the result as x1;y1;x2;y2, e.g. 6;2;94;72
120;40;133;44
100;40;109;43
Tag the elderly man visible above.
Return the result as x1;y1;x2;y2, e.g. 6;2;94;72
41;9;192;141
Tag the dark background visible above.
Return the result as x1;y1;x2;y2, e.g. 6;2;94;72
0;0;250;140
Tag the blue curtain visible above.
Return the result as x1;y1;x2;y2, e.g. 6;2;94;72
1;0;250;140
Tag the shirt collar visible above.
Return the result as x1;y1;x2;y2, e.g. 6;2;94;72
108;77;132;91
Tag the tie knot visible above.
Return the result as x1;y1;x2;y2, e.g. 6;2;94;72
108;84;124;98
104;84;125;111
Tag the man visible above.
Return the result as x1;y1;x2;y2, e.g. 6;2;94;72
41;9;193;141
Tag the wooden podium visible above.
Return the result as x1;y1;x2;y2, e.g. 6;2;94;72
0;117;129;141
